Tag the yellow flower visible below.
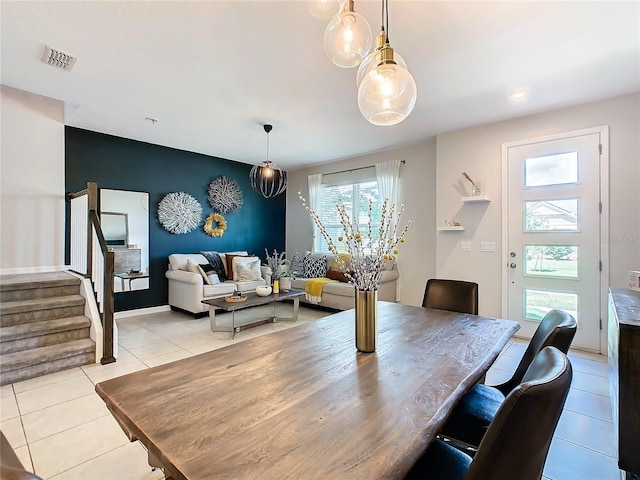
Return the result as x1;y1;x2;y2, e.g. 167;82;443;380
393;248;399;255
338;236;343;242
400;238;405;243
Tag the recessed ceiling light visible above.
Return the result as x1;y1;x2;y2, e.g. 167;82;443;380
509;89;527;101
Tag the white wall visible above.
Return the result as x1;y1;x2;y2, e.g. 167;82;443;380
1;86;66;272
436;93;640;319
287;138;438;306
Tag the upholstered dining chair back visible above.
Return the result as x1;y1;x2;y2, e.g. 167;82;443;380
422;279;479;315
465;346;572;480
495;308;576;395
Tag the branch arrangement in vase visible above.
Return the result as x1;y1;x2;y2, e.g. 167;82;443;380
298;192;411;291
264;248;288;280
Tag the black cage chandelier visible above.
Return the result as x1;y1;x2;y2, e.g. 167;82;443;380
250;124;287;198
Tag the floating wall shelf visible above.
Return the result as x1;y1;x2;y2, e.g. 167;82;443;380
461;195;490;203
437;226;465;231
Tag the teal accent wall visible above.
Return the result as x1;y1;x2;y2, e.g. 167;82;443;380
65;127;286;312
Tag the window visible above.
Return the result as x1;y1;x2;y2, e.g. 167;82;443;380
315;180;380;253
524;152;578;187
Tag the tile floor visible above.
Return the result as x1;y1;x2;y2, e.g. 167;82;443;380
0;305;621;479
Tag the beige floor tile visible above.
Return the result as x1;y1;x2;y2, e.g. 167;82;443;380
14;445;33;473
567;353;608;378
571;369;611;397
0;393;20;421
564;388;612;422
83;358;149;385
127;340;185;360
118;329;166;349
12;367;85;394
555;409;616;457
142;349;193;368
16;375;96;415
0;384;14;397
185;340;230;355
0;416;26;448
22;393;109;444
166;331;215;349
48;441;164;480
142;321;196;337
30;415;129;479
544;436;619;479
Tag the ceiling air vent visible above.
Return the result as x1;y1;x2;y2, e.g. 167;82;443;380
41;46;77;72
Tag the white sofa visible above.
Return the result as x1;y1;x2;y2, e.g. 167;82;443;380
165;252;267;316
265;252;399;311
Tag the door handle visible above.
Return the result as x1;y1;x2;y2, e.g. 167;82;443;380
510;263;517;268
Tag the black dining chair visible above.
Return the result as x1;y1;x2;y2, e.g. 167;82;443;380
422;279;479;315
439;308;577;450
405;346;573;480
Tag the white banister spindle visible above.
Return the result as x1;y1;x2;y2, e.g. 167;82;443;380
70;195;89;274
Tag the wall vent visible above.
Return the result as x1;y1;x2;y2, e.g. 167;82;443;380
41;46;77;72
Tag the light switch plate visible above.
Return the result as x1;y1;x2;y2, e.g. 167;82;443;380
460;241;471;251
481;242;495;252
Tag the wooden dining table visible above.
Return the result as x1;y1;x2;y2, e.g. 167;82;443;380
95;302;519;480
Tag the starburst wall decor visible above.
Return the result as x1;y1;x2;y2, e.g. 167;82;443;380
157;192;203;234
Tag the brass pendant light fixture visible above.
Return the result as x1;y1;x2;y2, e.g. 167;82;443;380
249;124;287;198
357;0;417;126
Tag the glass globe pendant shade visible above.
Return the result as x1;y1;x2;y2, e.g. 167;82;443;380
356;48;406;88
358;51;417;126
323;3;372;68
308;0;342;19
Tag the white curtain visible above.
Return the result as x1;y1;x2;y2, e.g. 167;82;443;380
308;173;322;251
375;160;402;301
376;160;401;214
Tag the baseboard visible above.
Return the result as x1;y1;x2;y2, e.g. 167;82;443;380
115;304;171;319
0;265;69;275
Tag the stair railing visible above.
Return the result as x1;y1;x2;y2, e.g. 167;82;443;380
67;182;116;364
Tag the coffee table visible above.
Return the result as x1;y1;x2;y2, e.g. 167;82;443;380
202;288;305;338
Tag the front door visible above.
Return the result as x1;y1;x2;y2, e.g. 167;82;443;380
503;128;606;352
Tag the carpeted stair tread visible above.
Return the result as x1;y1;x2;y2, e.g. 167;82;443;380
0;339;95;373
0;272;79;292
0;316;90;342
0;295;85;315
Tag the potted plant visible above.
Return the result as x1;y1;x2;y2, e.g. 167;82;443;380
279;269;295;291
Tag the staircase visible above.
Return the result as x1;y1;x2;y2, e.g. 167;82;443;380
0;272;96;386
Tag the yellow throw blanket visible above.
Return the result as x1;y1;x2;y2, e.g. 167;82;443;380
304;277;337;304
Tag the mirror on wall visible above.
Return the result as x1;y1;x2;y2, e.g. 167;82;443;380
100;189;149;292
102;212;129;247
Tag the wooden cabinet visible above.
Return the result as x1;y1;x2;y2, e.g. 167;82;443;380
608;288;640;478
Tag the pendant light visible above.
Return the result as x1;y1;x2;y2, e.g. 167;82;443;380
324;0;372;68
357;0;417;126
309;0;342;19
356;27;406;88
249;124;287;198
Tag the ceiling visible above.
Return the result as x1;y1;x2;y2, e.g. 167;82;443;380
2;1;638;170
